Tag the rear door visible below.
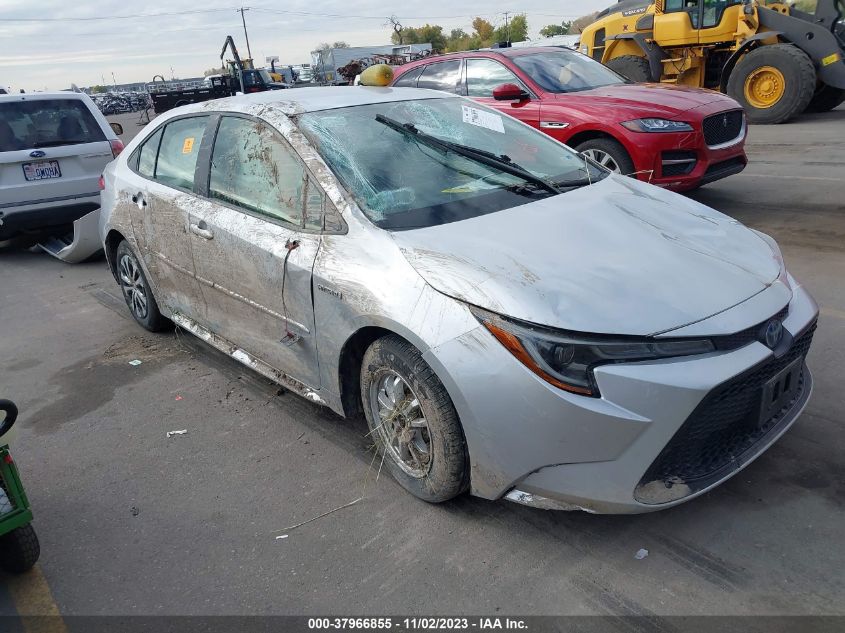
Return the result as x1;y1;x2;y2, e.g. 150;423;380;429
464;58;541;129
125;115;210;319
416;60;463;94
0;97;112;207
186;114;322;387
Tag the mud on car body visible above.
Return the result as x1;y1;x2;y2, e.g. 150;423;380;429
100;87;817;513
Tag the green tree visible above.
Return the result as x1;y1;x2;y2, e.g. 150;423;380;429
472;17;495;42
203;67;225;76
392;24;446;52
89;85;108;94
539;21;572;37
493;14;528;44
332;41;350;48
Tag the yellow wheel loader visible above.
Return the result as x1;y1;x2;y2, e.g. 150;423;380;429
579;0;845;123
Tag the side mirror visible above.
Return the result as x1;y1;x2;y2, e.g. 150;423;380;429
110;122;124;136
493;83;530;101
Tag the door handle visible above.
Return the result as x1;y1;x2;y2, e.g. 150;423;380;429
189;223;214;240
131;192;147;208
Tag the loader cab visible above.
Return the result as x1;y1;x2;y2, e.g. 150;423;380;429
656;0;746;44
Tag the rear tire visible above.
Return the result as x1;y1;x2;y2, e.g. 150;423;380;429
0;524;40;573
115;241;168;332
805;84;845;113
606;55;652;82
360;335;468;503
727;44;815;124
575;138;635;176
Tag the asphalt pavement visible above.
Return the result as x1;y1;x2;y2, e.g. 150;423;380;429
0;106;843;618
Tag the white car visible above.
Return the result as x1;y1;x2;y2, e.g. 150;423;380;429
0;91;124;261
99;87;817;513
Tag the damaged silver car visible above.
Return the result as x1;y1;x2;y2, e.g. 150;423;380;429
100;87;818;513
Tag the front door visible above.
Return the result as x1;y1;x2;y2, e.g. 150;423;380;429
129;115;210;318
187;114;322;388
465;58;541;130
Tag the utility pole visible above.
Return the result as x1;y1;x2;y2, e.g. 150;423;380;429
238;7;252;60
503;11;511;44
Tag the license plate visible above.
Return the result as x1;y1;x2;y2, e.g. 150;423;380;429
22;160;62;181
759;357;803;422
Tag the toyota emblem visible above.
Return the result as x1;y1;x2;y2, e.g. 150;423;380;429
722;114;729;128
764;319;784;349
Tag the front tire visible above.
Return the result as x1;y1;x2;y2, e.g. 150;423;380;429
606;55;652;82
115;241;168;332
575;138;635;176
727;44;815;124
360;335;468;503
0;524;40;573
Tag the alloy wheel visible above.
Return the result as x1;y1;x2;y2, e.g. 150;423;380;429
118;253;149;320
369;371;432;478
582;148;621;173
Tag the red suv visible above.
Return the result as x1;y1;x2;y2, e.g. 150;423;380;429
392;47;747;192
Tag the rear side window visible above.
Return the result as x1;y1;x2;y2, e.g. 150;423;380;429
466;59;524;97
0;98;106;152
137;128;163;178
416;61;461;92
209;116;304;226
154;116;209;190
393;66;425;88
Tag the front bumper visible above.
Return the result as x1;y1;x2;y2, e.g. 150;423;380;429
424;281;818;513
623;104;748;193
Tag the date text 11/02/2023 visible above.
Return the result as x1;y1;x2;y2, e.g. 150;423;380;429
307;617;529;630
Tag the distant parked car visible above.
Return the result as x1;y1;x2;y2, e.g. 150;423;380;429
392;47;748;192
0;91;124;261
100;87;817;513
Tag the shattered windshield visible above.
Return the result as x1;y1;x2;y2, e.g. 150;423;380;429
296;97;604;230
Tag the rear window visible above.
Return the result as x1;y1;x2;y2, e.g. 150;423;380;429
154;116;209;190
0;98;106;152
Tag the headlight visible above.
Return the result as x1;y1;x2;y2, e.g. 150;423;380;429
471;307;714;397
621;118;694;133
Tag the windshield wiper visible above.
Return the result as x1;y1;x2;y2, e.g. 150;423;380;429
375;114;561;195
552;176;602;191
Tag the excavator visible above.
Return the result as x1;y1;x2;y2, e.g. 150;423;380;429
579;0;845;123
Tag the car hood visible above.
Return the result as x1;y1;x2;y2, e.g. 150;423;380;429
552;83;729;117
392;176;783;336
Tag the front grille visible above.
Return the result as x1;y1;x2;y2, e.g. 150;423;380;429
661;150;697;177
702;110;744;147
711;305;789;351
635;321;816;504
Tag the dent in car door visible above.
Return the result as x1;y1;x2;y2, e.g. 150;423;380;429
465;58;541;129
130;117;210;318
187;115;322;388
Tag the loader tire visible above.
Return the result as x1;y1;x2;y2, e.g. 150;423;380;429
727;44;815;124
805;84;845;113
606;55;653;83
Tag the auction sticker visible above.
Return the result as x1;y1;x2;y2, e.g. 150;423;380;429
182;137;195;154
462;105;505;133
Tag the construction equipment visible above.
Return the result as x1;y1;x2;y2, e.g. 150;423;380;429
579;0;845;123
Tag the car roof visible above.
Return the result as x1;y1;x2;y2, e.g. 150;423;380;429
180;86;457;116
401;46;576;65
0;91;92;102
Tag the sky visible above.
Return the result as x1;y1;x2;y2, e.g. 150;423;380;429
0;0;610;92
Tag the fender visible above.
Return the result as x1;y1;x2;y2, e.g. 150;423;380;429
606;32;666;82
719;31;783;93
757;7;845;89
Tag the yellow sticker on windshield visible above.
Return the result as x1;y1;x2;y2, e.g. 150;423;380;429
182;137;195;154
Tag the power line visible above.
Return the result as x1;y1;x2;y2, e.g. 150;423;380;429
2;7;236;22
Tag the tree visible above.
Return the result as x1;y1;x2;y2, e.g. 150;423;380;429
332;41;350;48
89;85;108;94
493;14;528;44
539;21;572;37
471;17;495;42
391;24;446;52
388;16;404;44
203;66;225;76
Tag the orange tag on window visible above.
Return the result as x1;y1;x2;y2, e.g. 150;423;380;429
182;137;195;154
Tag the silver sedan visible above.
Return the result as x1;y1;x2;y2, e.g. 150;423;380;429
99;87;818;513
